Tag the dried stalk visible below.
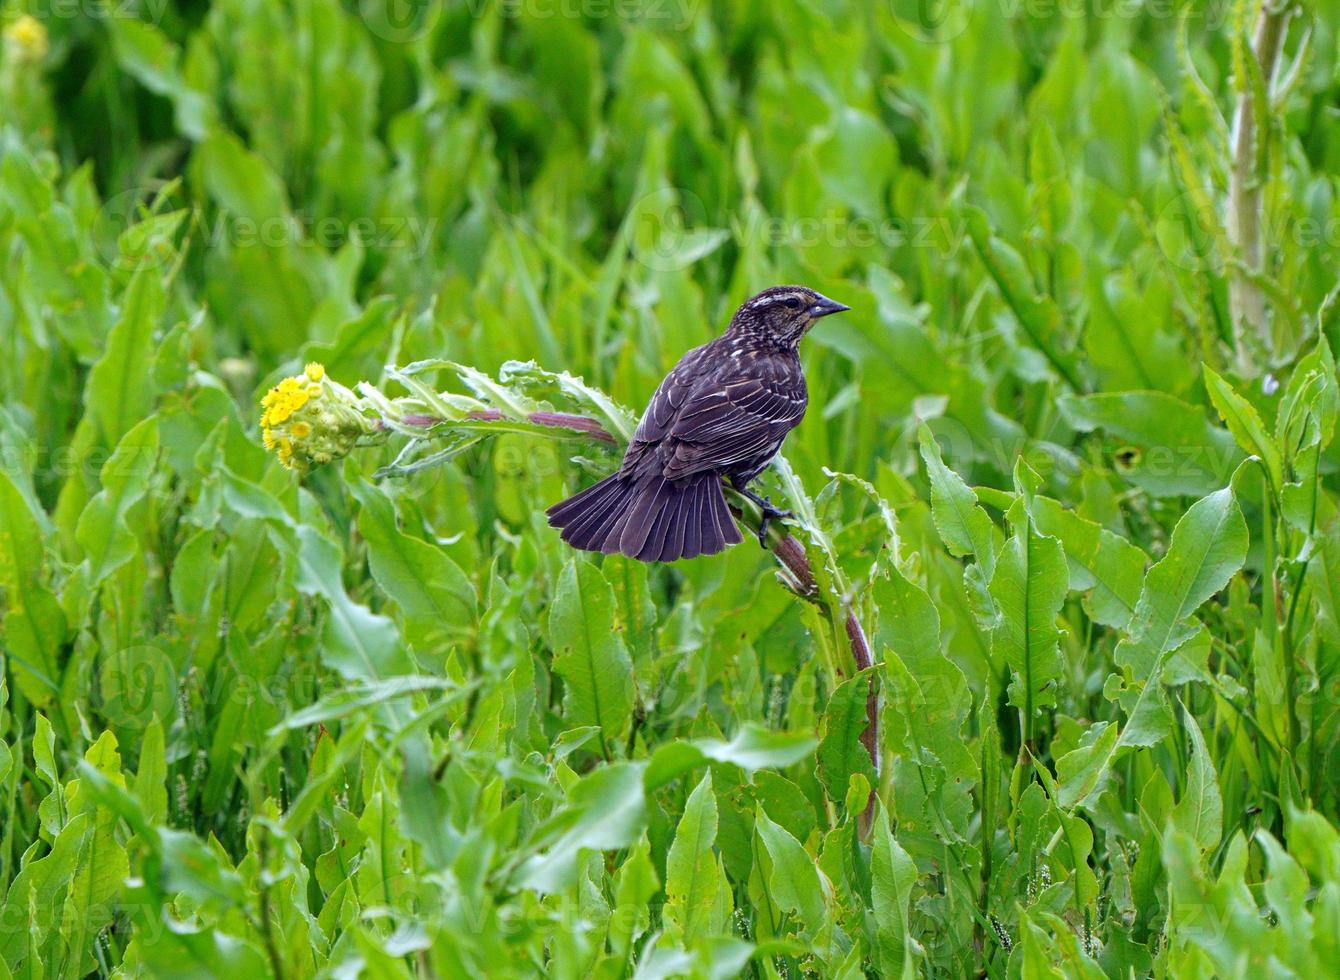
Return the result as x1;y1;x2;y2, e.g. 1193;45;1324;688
1227;0;1294;373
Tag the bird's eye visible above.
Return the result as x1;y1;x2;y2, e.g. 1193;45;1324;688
782;297;802;310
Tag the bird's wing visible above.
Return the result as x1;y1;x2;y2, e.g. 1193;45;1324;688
660;364;806;480
630;345;708;445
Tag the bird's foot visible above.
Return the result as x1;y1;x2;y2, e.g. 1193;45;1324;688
750;494;792;548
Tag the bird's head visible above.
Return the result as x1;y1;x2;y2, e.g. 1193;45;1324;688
728;285;850;349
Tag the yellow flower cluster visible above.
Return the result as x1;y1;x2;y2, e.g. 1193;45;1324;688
4;15;48;63
260;362;375;472
261;363;330;469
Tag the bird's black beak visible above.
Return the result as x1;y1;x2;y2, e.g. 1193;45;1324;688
807;293;850;319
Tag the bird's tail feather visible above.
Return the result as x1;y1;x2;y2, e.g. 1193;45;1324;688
546;472;742;562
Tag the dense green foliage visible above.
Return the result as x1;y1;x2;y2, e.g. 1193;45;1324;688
1;0;1338;976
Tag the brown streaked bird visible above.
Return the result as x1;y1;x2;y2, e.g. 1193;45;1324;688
546;285;850;562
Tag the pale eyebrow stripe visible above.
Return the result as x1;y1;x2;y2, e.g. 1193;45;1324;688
746;290;803;310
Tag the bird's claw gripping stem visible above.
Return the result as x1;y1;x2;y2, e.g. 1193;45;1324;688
736;486;792;547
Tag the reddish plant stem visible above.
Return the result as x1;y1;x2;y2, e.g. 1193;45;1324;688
393;406;879;831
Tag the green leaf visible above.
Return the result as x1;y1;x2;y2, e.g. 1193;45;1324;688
0;813;90;965
664;772;719;945
349;477;477;643
295;526;414;686
84;267;165;451
1033;495;1146;629
871;561;976;813
644;726;817;791
816;671;875;806
1059;391;1243;497
1276;336;1337;455
62;737;130;977
610;837;659;963
990;505;1067;725
1170;707;1222;852
964;206;1083;390
106;18;214;139
1055;721;1119;810
1115;486;1248;680
917;426;1000;571
870;807;919;977
0;472;66;707
1203;365;1282;492
548;559;635;749
1083;268;1185;393
753;809;828;940
517;761;647;893
74;416;159;584
133;717;168;827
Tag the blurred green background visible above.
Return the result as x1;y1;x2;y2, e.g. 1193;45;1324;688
0;0;1338;976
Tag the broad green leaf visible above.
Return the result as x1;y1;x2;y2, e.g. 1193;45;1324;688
990;508;1067;725
548;559;635;748
918;426;1000;572
1308;521;1340;647
133;717;168;827
517;761;647;893
610;837;659;963
1115;486;1247;678
871;807;919;977
106;18;213;139
1276;336;1338;455
349;477;476;642
1256;830;1312;954
1055;721;1119;810
750;771;817;847
84;267;165;451
1083;268;1184;393
295;525;413;685
816;671;875;806
964;207;1082;391
871;561;976;807
1170;708;1222;852
74;416;159;584
753;809;828;940
0;813;90;965
644;726;817;791
1162;830;1269;974
664;772;719;945
1059;392;1243;497
62;736;130;977
0;471;65;707
1033;495;1146;628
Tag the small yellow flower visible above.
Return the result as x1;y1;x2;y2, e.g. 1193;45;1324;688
4;15;48;63
259;363;376;473
261;377;311;425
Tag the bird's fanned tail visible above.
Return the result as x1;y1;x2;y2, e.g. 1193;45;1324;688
546;472;742;562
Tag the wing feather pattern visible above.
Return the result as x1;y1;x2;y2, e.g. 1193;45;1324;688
660;369;806;480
